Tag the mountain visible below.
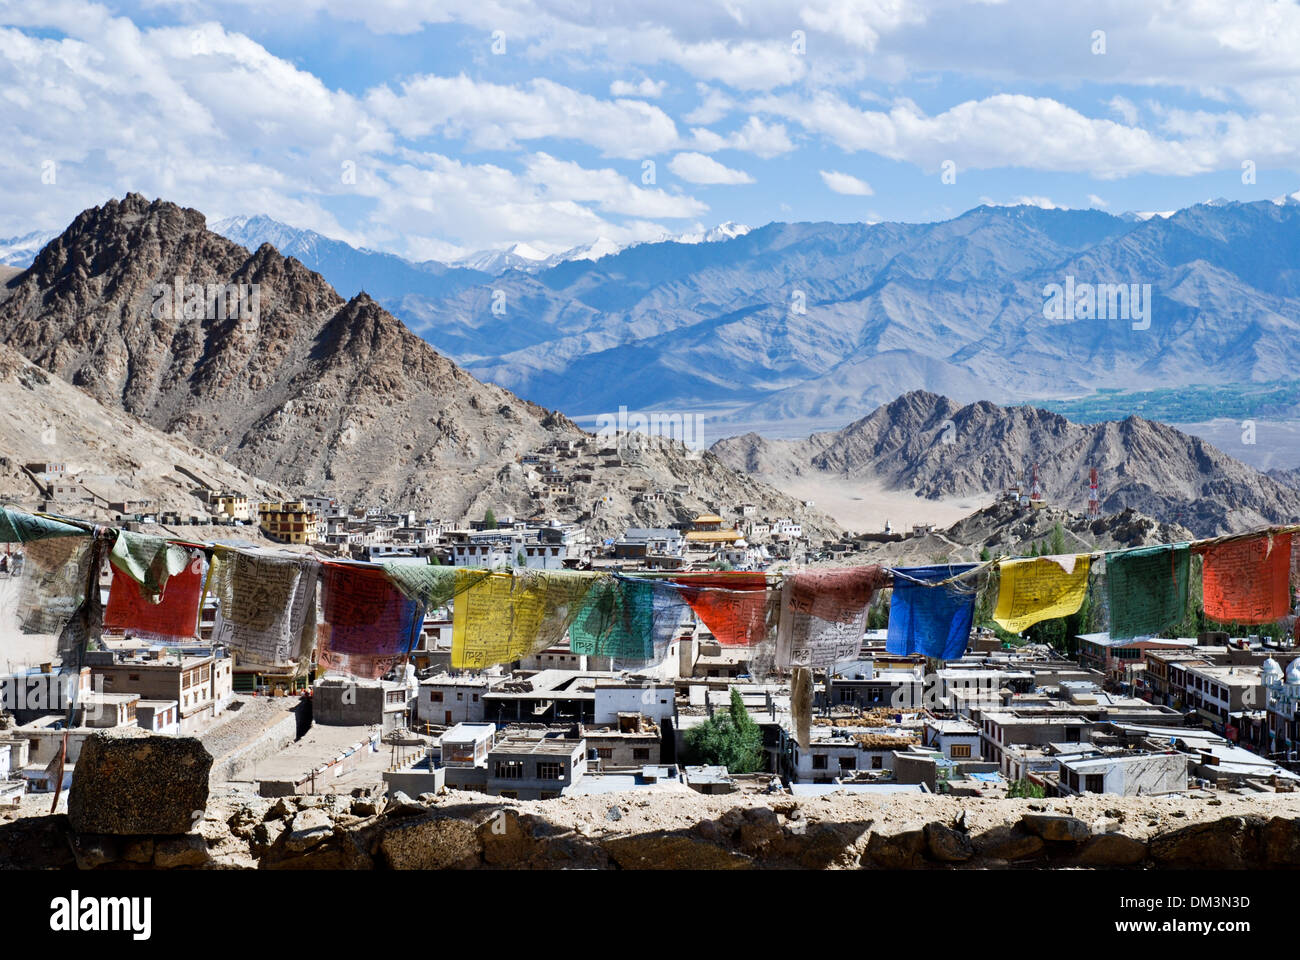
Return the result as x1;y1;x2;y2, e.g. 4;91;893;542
710;391;1300;538
0;341;285;522
333;199;1300;439
0;195;832;539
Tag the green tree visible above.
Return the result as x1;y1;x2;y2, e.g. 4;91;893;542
516;550;527;567
1050;522;1066;556
683;687;765;774
1007;778;1046;799
483;508;497;530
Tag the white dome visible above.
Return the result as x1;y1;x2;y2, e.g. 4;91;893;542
1263;657;1284;683
1286;659;1300;685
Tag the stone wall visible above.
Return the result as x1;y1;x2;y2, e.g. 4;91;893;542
5;788;1300;870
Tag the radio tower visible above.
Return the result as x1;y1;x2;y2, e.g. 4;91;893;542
1029;462;1044;506
1087;467;1100;515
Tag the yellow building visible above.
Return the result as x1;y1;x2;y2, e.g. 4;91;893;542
258;501;322;544
214;493;252;521
685;513;743;547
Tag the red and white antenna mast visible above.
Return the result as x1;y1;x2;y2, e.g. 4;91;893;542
1029;462;1044;505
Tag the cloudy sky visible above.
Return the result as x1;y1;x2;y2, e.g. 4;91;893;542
4;0;1300;260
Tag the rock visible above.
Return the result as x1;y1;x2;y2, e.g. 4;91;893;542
983;831;1045;861
603;834;752;870
285;808;334;852
122;839;155;864
253;819;286;851
1076;833;1147;867
70;834;120;870
154;834;211;869
350;798;381;818
925;822;974;862
738;808;783;852
1262;817;1300;866
265;797;297;821
1020;813;1091;843
384;791;427;818
1150;817;1261;869
866;829;926;868
68;733;212;835
380;814;482;869
606;806;623;822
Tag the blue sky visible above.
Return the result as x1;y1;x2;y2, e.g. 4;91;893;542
4;0;1300;260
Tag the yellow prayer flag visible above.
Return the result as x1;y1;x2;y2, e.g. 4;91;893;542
450;569;595;670
992;555;1091;633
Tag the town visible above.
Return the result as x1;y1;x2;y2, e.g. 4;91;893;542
3;456;1297;817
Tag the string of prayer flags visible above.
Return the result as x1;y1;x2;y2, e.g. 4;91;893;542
0;508;85;543
1198;532;1293;624
1105;543;1191;640
207;550;319;668
450;569;596;670
992;554;1092;633
569;575;687;662
109;530;193;602
776;565;889;669
321;561;424;657
886;564;978;660
672;572;776;647
103;549;204;642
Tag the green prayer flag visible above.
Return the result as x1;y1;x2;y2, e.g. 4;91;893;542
1105;543;1191;640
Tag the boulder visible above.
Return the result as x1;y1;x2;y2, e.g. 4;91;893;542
866;829;926;868
1075;833;1147;867
284;808;334;852
925;822;974;862
1020;813;1091;843
379;814;482;869
68;733;212;835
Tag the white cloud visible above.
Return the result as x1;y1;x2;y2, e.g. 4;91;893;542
818;170;873;195
367;75;679;159
610;78;666;98
689;116;795;158
1087;193;1109;208
1108;96;1139;126
684;84;735;125
754;92;1220;178
669;152;755;185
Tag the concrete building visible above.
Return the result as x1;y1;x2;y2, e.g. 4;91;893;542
313;676;412;734
417;674;492;727
583;714;662;769
1056;750;1188;796
88;649;229;733
593;681;675;727
1076;633;1197;685
487;734;587;800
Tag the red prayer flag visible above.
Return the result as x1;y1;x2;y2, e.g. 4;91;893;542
671;573;773;646
103;555;202;640
1199;532;1293;624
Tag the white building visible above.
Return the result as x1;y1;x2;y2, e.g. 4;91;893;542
593;681;675;727
418;674;492;726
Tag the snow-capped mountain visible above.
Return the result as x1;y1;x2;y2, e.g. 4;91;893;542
0;230;59;268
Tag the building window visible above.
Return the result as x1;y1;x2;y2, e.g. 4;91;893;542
495;760;524;780
633;748;651;761
950;743;972;758
811;755;828;770
871;755;883;770
1085;774;1104;793
596;748;613;760
430;692;443;702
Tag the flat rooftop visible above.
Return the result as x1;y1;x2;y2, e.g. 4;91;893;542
491;737;583;756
